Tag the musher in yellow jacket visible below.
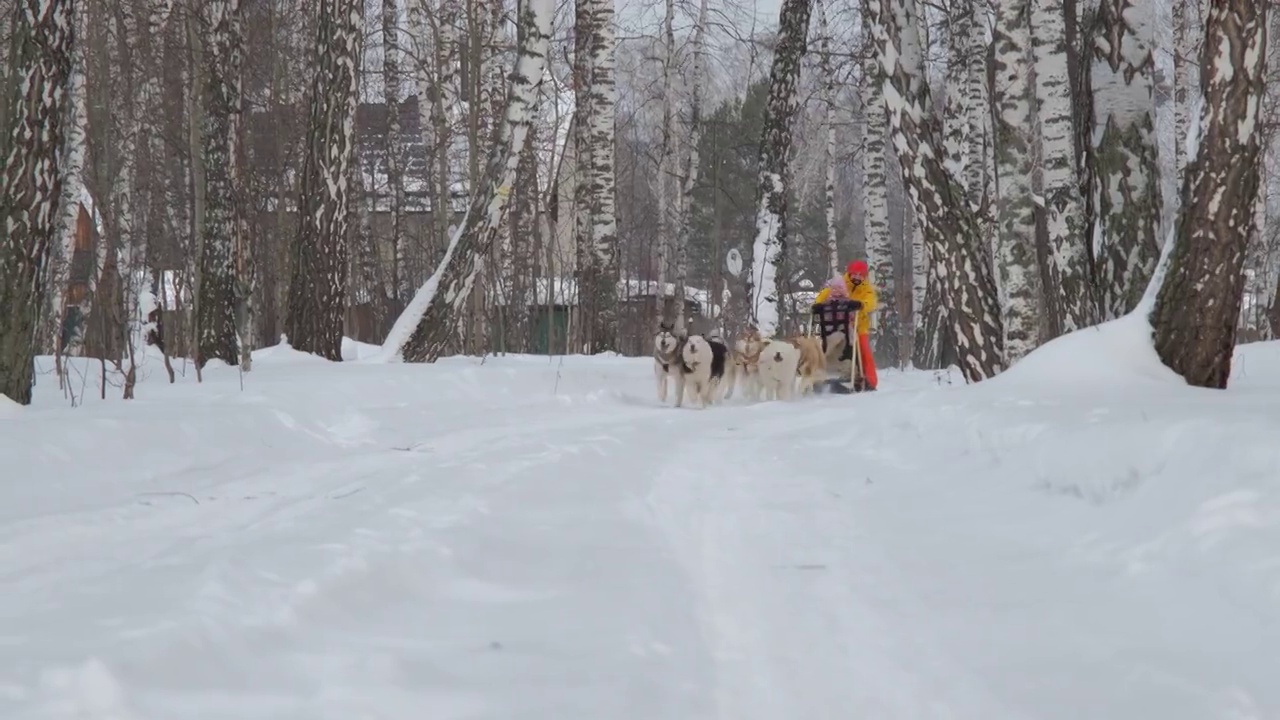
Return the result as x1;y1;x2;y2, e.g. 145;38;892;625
813;259;878;390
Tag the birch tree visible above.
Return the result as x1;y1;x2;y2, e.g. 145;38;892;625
1173;0;1201;177
747;0;814;337
49;0;88;354
1032;0;1094;332
676;0;712;309
1092;0;1162;319
0;0;77;404
196;0;246;368
869;0;1005;382
382;0;409;307
572;0;619;352
819;0;838;276
383;0;555;363
964;5;994;219
861;13;895;362
655;0;677;323
1151;0;1267;388
993;0;1045;362
285;0;364;360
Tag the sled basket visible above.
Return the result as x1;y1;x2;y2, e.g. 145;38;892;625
809;300;871;394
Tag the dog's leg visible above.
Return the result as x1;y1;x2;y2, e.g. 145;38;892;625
656;367;668;403
674;372;687;408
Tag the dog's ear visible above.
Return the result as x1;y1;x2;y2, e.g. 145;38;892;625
658;321;672;333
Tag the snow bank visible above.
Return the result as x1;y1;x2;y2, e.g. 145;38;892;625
4;338;1279;718
988;311;1182;391
0;394;21;417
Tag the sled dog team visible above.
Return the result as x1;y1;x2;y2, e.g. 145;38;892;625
652;258;880;408
652;324;828;408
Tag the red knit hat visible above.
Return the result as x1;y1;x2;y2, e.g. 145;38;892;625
846;260;869;278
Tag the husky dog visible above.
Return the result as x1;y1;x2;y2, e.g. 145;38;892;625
730;326;767;401
653;321;687;405
757;338;801;401
678;333;733;408
787;334;827;396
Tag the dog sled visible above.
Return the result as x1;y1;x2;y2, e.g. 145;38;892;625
809;299;872;395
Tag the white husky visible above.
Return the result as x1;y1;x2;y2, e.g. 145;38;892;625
756;338;801;401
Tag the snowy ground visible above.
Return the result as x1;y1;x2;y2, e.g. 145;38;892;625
3;320;1279;719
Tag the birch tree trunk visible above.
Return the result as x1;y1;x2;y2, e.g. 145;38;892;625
993;0;1045;362
748;0;814;337
655;0;677;325
965;6;994;219
819;0;838;276
383;0;408;308
49;0;88;352
572;0;619;352
196;0;245;368
672;0;712;329
861;16;896;362
1031;0;1095;332
943;0;973;185
0;0;77;404
1151;0;1267;389
1173;0;1200;177
285;0;363;360
383;0;554;363
1092;0;1162;320
870;0;1006;382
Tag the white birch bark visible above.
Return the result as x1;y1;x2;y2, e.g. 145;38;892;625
50;0;88;351
655;0;677;323
285;0;364;360
870;0;1006;381
1151;0;1267;388
819;0;838;276
675;0;712;317
943;0;973;185
861;15;895;359
572;0;619;351
382;0;408;306
383;0;555;362
196;0;246;368
1092;0;1162;320
965;6;994;218
994;0;1045;362
1031;0;1095;332
0;0;77;404
748;0;814;337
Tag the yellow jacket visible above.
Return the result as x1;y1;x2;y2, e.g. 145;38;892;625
814;274;878;335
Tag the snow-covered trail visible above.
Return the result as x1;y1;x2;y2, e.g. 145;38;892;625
3;333;1280;719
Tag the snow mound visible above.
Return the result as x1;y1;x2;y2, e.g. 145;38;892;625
991;311;1182;391
0;394;20;417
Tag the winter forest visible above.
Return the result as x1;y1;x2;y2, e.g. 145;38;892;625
0;0;1274;404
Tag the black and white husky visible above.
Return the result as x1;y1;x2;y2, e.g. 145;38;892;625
678;332;735;408
653;322;687;405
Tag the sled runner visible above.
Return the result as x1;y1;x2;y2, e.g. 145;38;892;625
810;299;871;394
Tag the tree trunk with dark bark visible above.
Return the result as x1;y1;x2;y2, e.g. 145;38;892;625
0;0;77;404
1151;0;1268;389
285;0;363;360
